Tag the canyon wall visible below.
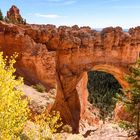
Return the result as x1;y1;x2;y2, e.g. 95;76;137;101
0;21;140;132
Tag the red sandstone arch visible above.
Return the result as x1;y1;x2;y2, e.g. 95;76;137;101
53;64;130;133
0;22;140;133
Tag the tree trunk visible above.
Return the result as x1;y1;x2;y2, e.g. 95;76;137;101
136;104;140;136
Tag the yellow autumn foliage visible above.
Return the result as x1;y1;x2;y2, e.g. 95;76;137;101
0;52;29;139
26;111;63;139
0;52;63;140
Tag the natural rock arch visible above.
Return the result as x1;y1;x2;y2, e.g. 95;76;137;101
0;21;140;132
54;64;129;133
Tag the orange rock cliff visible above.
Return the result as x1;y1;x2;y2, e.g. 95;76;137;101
0;6;140;133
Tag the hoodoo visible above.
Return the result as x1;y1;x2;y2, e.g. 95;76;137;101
6;5;24;24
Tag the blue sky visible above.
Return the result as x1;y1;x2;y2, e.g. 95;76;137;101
0;0;140;28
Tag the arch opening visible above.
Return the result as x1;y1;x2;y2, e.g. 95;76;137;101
87;71;123;121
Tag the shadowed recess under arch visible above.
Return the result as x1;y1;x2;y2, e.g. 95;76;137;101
87;70;123;120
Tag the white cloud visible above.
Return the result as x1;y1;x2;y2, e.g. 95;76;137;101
63;0;76;5
101;0;121;4
37;0;77;6
35;13;64;18
47;0;77;5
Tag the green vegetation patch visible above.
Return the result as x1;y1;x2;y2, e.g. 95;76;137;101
87;71;122;121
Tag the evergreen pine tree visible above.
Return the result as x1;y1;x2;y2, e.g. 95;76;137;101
117;59;140;137
0;9;3;20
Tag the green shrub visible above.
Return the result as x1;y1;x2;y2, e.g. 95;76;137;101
33;83;46;93
119;120;134;130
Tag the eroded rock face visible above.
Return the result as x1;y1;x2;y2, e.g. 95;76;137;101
0;22;56;89
0;21;140;132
